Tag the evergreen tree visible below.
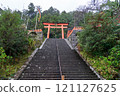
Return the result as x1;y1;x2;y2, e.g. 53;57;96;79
28;3;35;18
0;10;28;57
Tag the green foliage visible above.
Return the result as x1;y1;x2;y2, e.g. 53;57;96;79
100;0;120;16
43;6;60;16
28;16;36;30
77;1;120;79
98;46;120;79
26;3;36;30
79;49;118;80
0;47;13;78
0;47;12;65
0;10;29;57
0;8;3;14
78;12;118;56
28;3;35;18
108;45;120;68
28;38;36;50
25;3;75;38
0;47;35;79
95;57;117;80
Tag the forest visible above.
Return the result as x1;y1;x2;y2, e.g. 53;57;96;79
0;0;120;79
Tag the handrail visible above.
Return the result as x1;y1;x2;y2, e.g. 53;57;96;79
67;27;83;38
56;42;64;80
67;29;74;38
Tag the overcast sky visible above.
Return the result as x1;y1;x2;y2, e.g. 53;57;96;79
0;0;115;12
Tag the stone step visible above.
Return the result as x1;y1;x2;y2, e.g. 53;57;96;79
18;39;99;80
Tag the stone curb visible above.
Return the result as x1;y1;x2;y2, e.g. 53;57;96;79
65;39;74;50
39;38;47;49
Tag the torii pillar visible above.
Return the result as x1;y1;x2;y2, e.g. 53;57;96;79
43;23;68;39
61;25;64;39
47;24;51;38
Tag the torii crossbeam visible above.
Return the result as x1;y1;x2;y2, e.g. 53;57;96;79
43;23;68;39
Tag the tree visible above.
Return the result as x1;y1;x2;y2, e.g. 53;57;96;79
0;10;28;57
22;9;29;26
59;11;73;27
78;11;119;56
41;6;74;38
73;10;85;26
43;6;60;16
100;0;120;14
27;3;36;30
28;3;35;18
42;7;61;38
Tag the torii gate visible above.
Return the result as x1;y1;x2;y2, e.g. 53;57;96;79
43;23;68;39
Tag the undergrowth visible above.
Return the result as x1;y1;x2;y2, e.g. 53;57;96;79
77;44;120;80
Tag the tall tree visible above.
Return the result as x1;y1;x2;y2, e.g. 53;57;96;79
43;6;60;16
28;3;35;18
27;3;36;30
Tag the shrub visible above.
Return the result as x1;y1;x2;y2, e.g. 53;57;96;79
108;45;120;68
78;12;118;56
0;10;29;57
28;38;36;50
0;47;12;65
0;47;13;78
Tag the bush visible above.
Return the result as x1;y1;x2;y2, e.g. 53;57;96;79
108;45;120;68
0;47;13;78
0;47;12;65
77;46;118;79
0;10;29;57
28;38;36;50
100;45;120;69
78;12;119;56
77;10;120;79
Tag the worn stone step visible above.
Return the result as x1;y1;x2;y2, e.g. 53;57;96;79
18;39;99;80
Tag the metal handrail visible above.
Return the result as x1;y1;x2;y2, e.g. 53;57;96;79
56;42;64;80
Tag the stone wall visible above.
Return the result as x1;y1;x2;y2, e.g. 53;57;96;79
29;31;43;41
36;32;43;41
67;29;82;48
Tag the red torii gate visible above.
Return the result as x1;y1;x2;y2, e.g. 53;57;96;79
43;23;68;39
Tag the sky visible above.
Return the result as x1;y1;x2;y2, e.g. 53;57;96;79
0;0;95;12
0;0;115;12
